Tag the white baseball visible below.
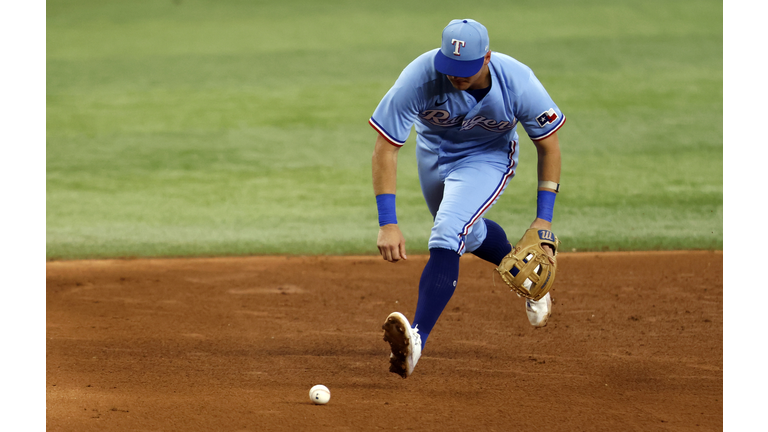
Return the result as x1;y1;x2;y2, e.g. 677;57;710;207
309;384;330;404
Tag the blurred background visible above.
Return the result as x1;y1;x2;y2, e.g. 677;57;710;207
46;0;723;259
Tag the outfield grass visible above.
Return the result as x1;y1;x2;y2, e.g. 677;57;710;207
46;0;722;259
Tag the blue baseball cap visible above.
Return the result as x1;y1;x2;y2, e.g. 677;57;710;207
434;19;490;78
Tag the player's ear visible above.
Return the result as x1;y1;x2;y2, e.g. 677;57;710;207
483;50;491;65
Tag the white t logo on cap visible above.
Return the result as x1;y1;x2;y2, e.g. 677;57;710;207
451;39;466;56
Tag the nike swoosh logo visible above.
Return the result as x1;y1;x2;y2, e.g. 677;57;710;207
435;99;448;106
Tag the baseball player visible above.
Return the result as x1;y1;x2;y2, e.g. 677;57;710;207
370;19;565;378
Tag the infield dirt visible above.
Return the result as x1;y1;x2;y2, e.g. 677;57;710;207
47;251;722;431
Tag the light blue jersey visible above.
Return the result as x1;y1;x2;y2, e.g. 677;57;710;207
370;49;565;167
370;49;566;254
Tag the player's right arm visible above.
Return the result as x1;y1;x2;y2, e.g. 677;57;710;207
372;133;407;262
369;51;435;262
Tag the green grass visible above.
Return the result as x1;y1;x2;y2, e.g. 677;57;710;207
47;0;722;259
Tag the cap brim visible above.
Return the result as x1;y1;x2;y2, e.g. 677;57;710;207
434;50;484;78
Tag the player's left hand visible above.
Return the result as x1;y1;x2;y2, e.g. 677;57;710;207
496;226;559;301
529;218;555;257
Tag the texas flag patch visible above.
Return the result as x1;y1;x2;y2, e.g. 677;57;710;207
536;108;559;127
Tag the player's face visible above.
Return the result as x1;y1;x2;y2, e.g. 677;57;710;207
446;51;492;91
446;70;483;90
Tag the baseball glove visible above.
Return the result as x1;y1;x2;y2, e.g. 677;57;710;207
495;228;560;301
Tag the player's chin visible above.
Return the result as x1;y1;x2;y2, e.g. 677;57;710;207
448;79;470;90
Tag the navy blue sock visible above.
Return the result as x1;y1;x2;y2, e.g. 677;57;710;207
412;248;461;349
470;218;512;266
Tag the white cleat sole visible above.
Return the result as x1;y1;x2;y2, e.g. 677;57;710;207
382;312;419;378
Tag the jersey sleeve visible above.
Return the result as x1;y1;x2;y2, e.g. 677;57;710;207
515;71;566;141
369;68;424;147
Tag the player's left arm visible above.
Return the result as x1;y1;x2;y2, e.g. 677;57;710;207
530;132;561;254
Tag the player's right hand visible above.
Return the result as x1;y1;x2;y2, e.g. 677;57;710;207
377;224;407;262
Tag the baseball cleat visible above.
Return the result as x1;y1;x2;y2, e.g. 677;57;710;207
382;312;422;378
526;292;552;327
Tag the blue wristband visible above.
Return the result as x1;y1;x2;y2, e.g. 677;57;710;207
536;190;557;223
376;194;397;226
